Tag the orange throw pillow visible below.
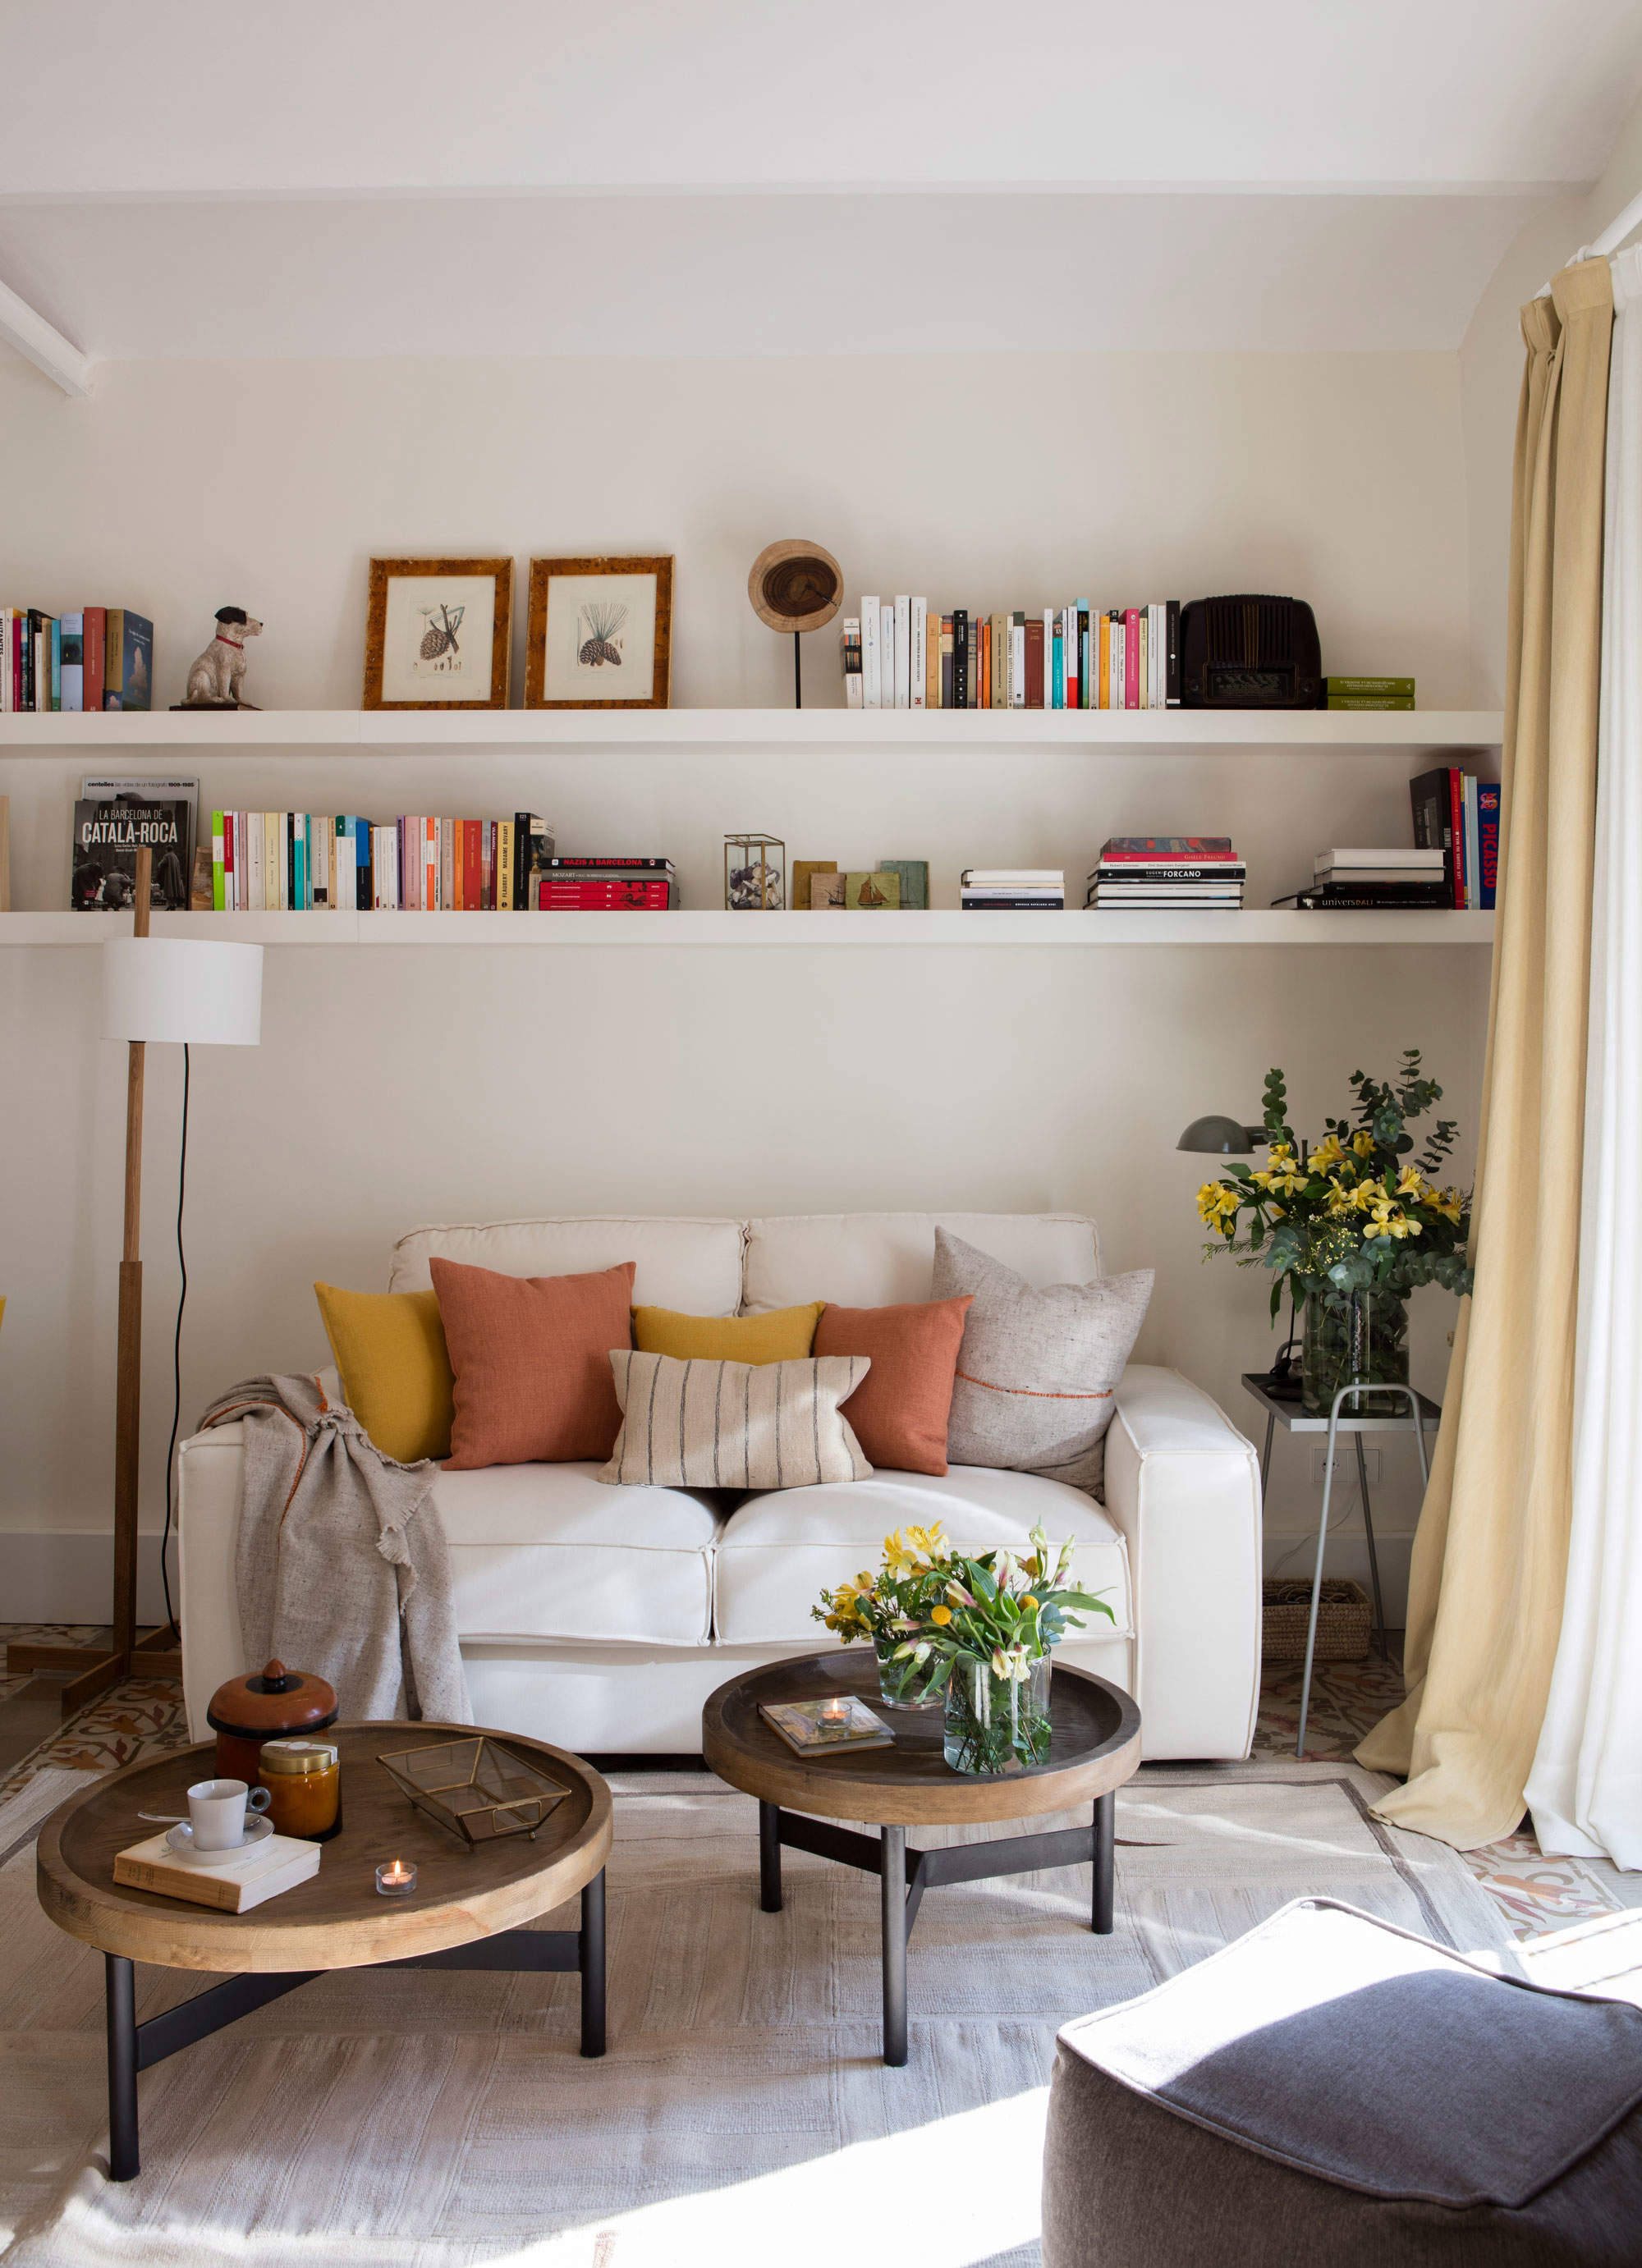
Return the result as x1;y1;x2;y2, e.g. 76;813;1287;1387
814;1295;973;1476
430;1256;636;1468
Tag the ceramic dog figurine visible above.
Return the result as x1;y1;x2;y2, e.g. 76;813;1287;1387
184;607;263;708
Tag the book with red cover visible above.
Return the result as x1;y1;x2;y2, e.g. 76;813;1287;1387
1024;618;1044;708
1125;609;1140;708
536;878;672;909
82;607;106;714
1099;836;1237;862
462;821;481;909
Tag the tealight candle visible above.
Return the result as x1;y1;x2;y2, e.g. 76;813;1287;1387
819;1696;851;1727
376;1858;416;1897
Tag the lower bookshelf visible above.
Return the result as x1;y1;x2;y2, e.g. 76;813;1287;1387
2;910;1497;947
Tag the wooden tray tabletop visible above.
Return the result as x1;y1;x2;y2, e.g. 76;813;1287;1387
702;1652;1142;1826
36;1722;612;1973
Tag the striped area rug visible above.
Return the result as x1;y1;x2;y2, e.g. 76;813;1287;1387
0;1761;1516;2267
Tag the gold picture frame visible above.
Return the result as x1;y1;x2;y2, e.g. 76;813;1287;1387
525;556;673;709
362;557;513;710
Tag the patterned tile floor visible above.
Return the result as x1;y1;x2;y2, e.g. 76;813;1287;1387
2;1624;1635;1941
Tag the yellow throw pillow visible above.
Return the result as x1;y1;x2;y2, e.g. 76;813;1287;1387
632;1301;824;1364
314;1282;455;1464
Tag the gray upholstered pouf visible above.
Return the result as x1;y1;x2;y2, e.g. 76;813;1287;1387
1042;1897;1642;2267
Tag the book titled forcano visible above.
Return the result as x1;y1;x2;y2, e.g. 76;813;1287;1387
71;797;191;911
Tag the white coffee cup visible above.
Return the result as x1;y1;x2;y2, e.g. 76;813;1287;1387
186;1776;272;1852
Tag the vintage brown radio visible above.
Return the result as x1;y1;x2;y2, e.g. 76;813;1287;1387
1180;594;1323;708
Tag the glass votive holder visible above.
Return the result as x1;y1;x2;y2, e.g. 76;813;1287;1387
376;1858;417;1897
819;1695;851;1728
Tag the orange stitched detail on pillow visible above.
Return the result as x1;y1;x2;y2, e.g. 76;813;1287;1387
955;1371;1112;1401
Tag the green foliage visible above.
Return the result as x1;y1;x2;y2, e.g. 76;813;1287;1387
1196;1049;1473;1321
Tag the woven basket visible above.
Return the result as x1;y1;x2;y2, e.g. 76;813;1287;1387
1261;1577;1373;1663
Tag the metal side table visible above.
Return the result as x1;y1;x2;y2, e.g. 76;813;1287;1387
1241;1373;1440;1757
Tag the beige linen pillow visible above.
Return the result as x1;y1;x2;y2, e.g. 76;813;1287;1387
599;1350;874;1490
932;1227;1153;1495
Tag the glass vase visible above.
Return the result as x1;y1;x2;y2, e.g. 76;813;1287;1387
1301;1288;1410;1418
874;1631;948;1711
943;1652;1053;1775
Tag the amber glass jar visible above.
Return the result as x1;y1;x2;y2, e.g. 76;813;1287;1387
257;1737;342;1840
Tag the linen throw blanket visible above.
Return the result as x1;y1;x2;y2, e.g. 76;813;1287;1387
199;1372;472;1724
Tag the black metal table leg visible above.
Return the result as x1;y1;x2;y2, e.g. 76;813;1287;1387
1092;1791;1115;1935
105;1952;139;2183
880;1824;907;2067
1355;1430;1388;1659
579;1868;606;2058
759;1798;783;1913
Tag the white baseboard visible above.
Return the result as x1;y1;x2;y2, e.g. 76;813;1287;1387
0;1531;177;1625
1262;1531;1412;1627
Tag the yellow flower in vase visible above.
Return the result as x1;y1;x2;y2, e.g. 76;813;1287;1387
1311;1134;1345;1171
929;1603;952;1626
1351;1130;1376;1157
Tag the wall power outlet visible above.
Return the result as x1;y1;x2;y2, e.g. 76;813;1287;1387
1312;1444;1383;1487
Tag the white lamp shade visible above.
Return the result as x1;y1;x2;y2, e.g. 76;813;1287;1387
101;938;263;1046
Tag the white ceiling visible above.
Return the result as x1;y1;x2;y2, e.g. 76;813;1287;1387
1;0;1638;364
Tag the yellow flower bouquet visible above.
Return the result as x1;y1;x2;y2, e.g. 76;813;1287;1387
1197;1052;1473;1413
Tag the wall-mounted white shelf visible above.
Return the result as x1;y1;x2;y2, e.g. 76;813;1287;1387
0;708;1504;755
2;909;1497;948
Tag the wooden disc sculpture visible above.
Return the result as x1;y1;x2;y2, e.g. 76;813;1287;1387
748;539;843;635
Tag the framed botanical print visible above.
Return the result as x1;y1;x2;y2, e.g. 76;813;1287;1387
525;556;673;709
363;557;513;709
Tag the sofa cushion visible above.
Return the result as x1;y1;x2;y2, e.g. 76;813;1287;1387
814;1295;972;1476
934;1228;1153;1494
714;1464;1132;1645
435;1461;723;1646
601;1350;873;1491
634;1301;823;1363
741;1212;1101;1313
390;1215;744;1313
314;1282;454;1464
433;1256;635;1468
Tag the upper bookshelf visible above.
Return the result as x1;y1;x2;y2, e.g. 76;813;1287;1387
0;708;1505;754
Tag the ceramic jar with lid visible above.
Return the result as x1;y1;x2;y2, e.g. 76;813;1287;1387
206;1660;338;1784
257;1736;342;1840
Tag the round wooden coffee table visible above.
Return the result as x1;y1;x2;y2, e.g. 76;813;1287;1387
36;1721;612;2181
702;1652;1141;2066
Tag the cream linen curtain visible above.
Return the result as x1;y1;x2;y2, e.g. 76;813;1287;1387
1357;259;1613;1849
1525;245;1642;1870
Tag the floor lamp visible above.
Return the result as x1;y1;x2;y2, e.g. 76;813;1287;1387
13;848;263;1713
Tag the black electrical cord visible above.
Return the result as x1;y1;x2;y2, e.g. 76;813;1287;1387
158;1043;190;1640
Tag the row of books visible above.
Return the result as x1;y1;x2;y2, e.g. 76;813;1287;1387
844;602;1181;711
1086;837;1245;909
1410;767;1499;909
961;868;1066;909
209;811;553;912
2;608;154;712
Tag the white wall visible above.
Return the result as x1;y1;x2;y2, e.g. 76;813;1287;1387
0;342;1488;1623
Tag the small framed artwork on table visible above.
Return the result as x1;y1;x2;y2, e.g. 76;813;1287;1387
525;557;673;709
363;557;513;710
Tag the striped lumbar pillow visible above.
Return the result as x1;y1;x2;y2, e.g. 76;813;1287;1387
599;1349;874;1491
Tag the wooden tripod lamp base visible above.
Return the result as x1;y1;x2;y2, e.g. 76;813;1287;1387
11;848;263;1716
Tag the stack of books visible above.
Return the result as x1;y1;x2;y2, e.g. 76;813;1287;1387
1410;767;1499;908
1275;849;1448;911
1326;676;1415;711
530;857;677;910
1086;837;1245;910
845;600;1180;710
961;868;1065;909
2;607;153;712
208;812;553;911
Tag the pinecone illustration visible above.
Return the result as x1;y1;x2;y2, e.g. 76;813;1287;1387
578;599;628;667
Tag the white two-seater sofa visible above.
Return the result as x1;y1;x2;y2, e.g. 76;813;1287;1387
179;1211;1263;1760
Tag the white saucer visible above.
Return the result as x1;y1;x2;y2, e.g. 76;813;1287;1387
164;1817;274;1865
